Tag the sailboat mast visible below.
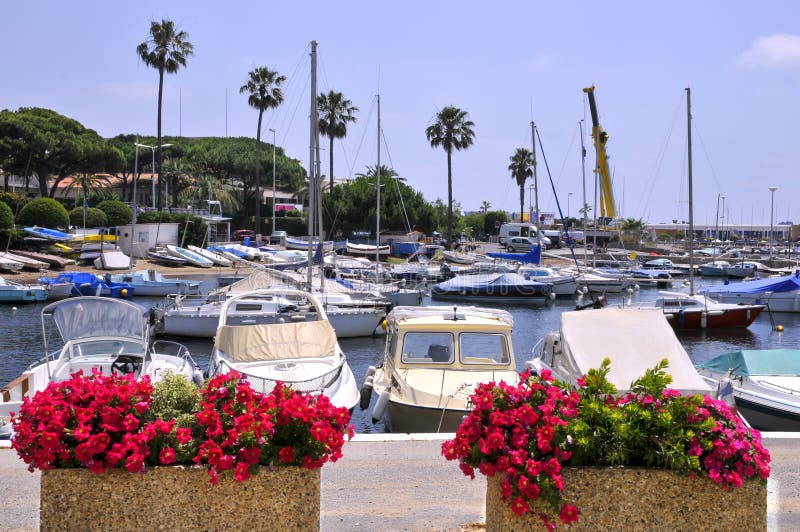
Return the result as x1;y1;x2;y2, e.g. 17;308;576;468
376;94;381;266
686;87;695;295
579;120;588;267
530;121;540;240
307;40;318;289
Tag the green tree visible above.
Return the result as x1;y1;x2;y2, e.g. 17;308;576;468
0;192;27;219
178;170;240;214
481;200;491;214
0;201;13;230
69;207;108;228
136;18;194;209
97;199;133;226
240;67;286;234
18;197;69;229
63;173;112;204
484;210;508;236
0;108;123;197
425;106;475;244
508;148;533;222
317;91;358;191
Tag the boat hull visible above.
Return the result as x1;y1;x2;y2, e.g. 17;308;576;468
712;291;800;313
663;305;763;329
384;399;468;433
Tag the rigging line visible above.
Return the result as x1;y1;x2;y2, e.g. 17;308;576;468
638;91;684;221
263;43;311;140
692;119;724;191
380;127;413;233
281;69;311;149
534;126;580;268
348;95;377;178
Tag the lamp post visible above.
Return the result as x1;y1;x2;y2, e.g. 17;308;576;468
130;140;140;267
568;192;573;220
135;142;172;209
769;186;777;261
270;128;276;235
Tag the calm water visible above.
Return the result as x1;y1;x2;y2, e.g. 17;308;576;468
2;277;799;433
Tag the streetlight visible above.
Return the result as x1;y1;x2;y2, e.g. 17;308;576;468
769;186;777;260
135;142;172;209
130;140;140;267
269;128;276;235
567;192;573;220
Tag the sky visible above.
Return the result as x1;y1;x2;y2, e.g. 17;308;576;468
4;1;799;227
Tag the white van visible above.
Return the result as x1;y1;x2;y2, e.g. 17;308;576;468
498;223;550;248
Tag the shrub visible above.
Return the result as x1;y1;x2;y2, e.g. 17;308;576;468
0;201;13;230
17;197;69;229
442;359;771;528
96;199;132;226
0;192;28;218
69;207;108;228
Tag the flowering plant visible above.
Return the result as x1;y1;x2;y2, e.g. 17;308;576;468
12;369;353;484
442;359;771;529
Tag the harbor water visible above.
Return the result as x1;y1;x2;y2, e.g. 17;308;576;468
2;277;799;433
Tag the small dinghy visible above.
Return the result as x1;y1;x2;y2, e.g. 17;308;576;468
166;245;213;268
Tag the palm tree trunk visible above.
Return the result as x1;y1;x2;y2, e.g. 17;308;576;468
446;149;453;246
254;109;263;235
329;134;334;192
156;68;164;210
519;185;525;223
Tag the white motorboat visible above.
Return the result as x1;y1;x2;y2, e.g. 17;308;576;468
696;349;800;431
109;269;202;297
0;297;202;418
364;305;519;433
166;245;214;268
94;250;131;270
518;266;579;297
442;250;477;265
530;307;711;396
186;245;233;267
701;270;800;312
0;276;47;303
700;260;732;277
575;270;630;294
207;288;359;410
346;241;390;256
431;273;552;305
648;291;763;330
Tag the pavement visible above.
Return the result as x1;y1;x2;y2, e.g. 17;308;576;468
1;433;799;531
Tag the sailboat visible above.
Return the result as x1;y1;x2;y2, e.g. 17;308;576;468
649;88;763;329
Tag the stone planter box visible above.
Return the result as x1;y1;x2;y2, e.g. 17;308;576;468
41;465;319;531
486;467;766;531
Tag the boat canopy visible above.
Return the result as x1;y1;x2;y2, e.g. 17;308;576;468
703;270;800;294
486;247;541;264
433;273;546;291
559;308;710;394
697;349;800;377
43;297;147;342
389;305;513;326
215;321;337;362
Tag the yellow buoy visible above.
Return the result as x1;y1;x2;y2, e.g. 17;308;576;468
776;324;785;332
120;289;128;298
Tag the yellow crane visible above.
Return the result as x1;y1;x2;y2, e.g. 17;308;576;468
583;86;617;221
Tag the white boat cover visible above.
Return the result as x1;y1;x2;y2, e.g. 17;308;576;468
44;297;147;342
389;305;513;326
215;321;337;362
559;308;710;394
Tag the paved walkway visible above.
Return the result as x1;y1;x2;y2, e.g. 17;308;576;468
1;433;798;531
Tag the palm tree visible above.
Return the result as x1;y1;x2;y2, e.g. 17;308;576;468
178;170;240;214
240;67;286;234
318;91;358;192
425;106;475;244
136;19;194;210
508;148;533;222
65;173;112;203
481;200;491;214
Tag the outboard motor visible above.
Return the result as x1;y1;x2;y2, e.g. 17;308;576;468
716;369;737;416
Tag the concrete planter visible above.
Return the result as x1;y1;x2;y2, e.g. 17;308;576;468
41;465;319;531
486;467;766;531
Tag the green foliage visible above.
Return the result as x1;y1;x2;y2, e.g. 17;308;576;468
149;374;201;428
0;201;13;230
18;197;69;229
274;216;307;236
171;213;208;247
0;192;28;218
69;207;108;228
96;199;132;226
484;210;508;236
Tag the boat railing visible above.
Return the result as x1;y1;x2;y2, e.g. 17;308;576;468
215;358;344;397
151;340;198;372
754;379;800;397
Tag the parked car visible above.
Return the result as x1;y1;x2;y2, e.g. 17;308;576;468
232;229;266;244
505;236;537;253
269;230;288;245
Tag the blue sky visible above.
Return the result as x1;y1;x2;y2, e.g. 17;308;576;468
4;1;799;226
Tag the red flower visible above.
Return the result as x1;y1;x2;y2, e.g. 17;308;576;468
159;447;176;465
279;446;295;464
558;504;579;524
510;496;530;516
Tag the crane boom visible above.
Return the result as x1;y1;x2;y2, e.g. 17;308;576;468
582;86;616;220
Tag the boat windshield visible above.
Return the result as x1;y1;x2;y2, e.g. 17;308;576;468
401;333;454;364
459;332;511;365
70;339;143;359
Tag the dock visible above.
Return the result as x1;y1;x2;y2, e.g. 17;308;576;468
1;433;799;531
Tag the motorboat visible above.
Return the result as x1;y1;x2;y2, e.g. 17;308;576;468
649;291;763;330
529;307;711;396
22;226;74;242
431;273;552;305
700;260;732;277
725;261;759;279
41;272;134;298
207;288;359;410
0;296;201;419
575;270;630;294
186;245;233;267
346;241;390;256
696;349;800;431
109;269;201;297
701;270;800;312
0;276;47;303
442;250;477;265
364;305;519;432
642;258;674;269
94;250;131;270
518;266;579;297
285;237;334;253
166;245;214;268
629;268;673;288
37;276;74;300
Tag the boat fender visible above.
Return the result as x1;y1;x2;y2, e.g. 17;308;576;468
359;377;374;410
372;390;390;423
549;292;556;301
192;368;205;387
700;311;708;329
365;365;377;379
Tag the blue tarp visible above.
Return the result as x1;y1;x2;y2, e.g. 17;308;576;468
703;270;800;294
696;349;800;377
486;246;541;264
